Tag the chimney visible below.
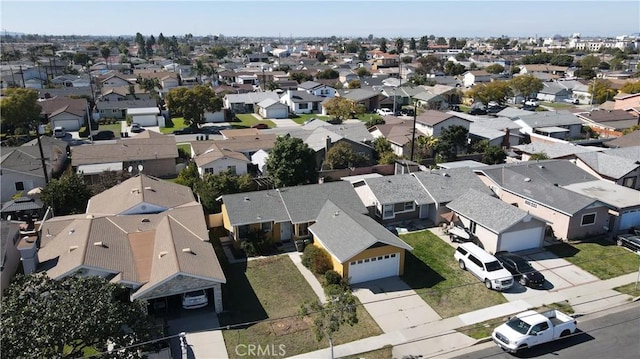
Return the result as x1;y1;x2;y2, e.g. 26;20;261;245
18;236;39;274
325;135;332;160
502;128;510;149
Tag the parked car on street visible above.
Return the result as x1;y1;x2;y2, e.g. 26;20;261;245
616;234;640;252
494;251;545;288
91;130;115;141
376;108;394;116
182;289;208;309
492;309;577;354
454;242;514;290
524;99;539;107
468;108;487;115
563;98;579;104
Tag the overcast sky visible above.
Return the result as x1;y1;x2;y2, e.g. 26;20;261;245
2;1;638;38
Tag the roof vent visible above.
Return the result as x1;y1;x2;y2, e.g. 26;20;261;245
69;245;79;252
538;165;545;169
333;211;340;217
524;177;531;182
182;248;195;254
86;214;94;219
144;186;154;191
93;241;107;248
158;251;168;258
131;188;140;194
442;172;450;177
141;218;150;223
68;229;75;235
244;197;250;202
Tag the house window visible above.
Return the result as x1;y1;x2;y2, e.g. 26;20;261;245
404;201;414;211
382;204;394;219
390;253;396;258
15;182;24;191
622;177;636;188
299;103;309;109
524;199;538;208
227;165;237;175
261;222;272;232
298;222;310;236
238;225;250;238
581;213;596;226
469;221;477;234
205;168;215;174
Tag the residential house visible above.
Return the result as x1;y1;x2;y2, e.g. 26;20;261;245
71;130;178;181
223;92;280;113
446;189;547;253
99;86;152;102
192;142;252;177
511;141;602;161
37;87;94;100
96;99;157;120
309;200;413;284
298;81;336;98
474;160;610;240
50;74;91;88
465;115;524;148
127;107;161;127
39;96;88;131
512;111;584;140
353;167;495;226
1;220;21;295
613;92;640;112
245;53;270;63
536;82;572;103
519;64;568;77
257;98;289;119
36;175;226;312
462;70;492;87
335;88;383;112
0;136;68;203
558;80;592;105
369;121;415;157
413;92;448;110
98;73;134;88
220;181;369;245
574;147;640;190
414;110;471;137
577;109;639;138
604;130;640;148
280;90;327;115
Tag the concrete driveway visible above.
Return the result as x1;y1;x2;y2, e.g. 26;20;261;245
352;276;441;333
167;308;228;359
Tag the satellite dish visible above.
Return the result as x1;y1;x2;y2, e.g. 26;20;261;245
128;166;133;173
137;164;144;172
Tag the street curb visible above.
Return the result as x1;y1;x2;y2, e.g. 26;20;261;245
632;296;640;302
474;337;493;345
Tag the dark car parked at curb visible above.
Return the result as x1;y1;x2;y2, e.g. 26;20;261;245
616;234;640;252
91;130;115;141
494;251;545;288
468;108;487;115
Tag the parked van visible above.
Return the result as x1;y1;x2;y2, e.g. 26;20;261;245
454;242;514;290
53;127;67;138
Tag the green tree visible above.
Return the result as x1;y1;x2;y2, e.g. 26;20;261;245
508;74;543;99
40;171;92;215
208;46;228;59
1;273;160;358
416;55;443;75
72;52;90;66
175;162;201;191
137;75;162;100
448;37;458;49
590;80;617;104
409;37;417;51
365;117;385;128
290;71;314;84
574;68;596;79
196;170;255;213
317;69;339;79
299;288;358;359
266;135;318;188
324;142;370;170
347;80;360;89
620;81;640;94
444;61;466;76
467;81;513;104
622;125;640;135
609;58;623;71
379;37;387;53
395;38;404;53
482;145;506;164
100;46;110;64
580;55;600;69
529;152;549;161
412;135;439;161
356;67;371;77
550;54;574;66
344;40;361;54
436;37;447;45
323;97;364;122
485;64;505;74
316;51;327;62
437;125;468;156
165;85;223;127
0;88;42;134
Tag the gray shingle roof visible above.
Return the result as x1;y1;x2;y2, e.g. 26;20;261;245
513;142;602;159
221;189;290;226
337;88;380;102
576;150;640;179
309;201;413;263
365;174;434;205
446;189;530;234
412;167;495;204
287;90;325;103
516;110;583;127
475;160;598;215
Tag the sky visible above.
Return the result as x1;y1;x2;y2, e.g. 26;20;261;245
1;0;639;39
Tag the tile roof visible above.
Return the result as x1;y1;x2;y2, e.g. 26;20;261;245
446;189;531;234
309;200;413;263
71;131;177;166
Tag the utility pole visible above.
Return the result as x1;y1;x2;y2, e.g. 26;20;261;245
36;124;49;184
410;100;418;162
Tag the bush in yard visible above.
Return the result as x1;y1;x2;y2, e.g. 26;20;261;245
324;270;343;286
239;229;271;257
302;245;333;274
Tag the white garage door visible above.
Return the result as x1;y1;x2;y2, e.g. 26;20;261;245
348;253;399;284
619;210;640;230
267;107;288;119
498;227;544;253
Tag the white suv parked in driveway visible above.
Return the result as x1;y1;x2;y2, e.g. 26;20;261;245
376;108;394;116
454;243;514;290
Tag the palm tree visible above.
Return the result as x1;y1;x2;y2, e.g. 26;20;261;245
100;46;111;69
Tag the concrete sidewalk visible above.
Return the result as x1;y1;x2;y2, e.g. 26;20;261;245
288;252;327;303
287;272;637;359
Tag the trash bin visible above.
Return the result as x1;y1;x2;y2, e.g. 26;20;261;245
295;240;305;252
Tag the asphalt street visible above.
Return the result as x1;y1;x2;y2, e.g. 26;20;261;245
452;304;640;359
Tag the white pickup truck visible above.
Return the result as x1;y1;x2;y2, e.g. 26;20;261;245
492;309;577;353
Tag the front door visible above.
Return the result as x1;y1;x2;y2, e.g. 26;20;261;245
280;222;292;242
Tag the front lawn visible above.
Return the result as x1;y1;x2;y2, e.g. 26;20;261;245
540;102;573;109
160;117;188;134
98;122;124;138
289;113;330;125
221;256;382;358
357;113;382;122
233;114;275;129
546;237;640;280
400;231;507;318
614;283;640;297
